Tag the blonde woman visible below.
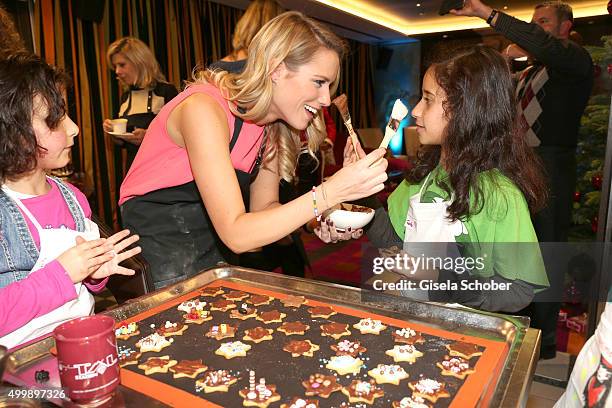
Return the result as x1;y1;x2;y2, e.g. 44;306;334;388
119;12;388;289
103;37;178;167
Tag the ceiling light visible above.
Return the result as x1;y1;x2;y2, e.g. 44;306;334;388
416;3;421;6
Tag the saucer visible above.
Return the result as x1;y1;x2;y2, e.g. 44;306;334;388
107;131;134;137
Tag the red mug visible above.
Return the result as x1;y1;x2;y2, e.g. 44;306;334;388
54;315;119;403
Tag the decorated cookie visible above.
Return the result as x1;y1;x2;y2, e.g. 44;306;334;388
256;310;286;324
183;308;212;324
437;355;475;379
283;339;319;357
385;344;424;363
169;359;208;379
215;341;252;359
281;295;306;308
135;333;173;353
408;378;451;403
320;322;351;340
200;286;224;297
117;347;141;367
210;299;236;312
331;339;367;357
223;290;249;301
367;364;409;385
205;324;237;340
302;373;342;398
115;322;140;340
177;299;206;313
239;378;281;408
277;321;310;336
157;320;188;337
243;327;274;343
325;355;363;375
307;305;336;318
246;294;272;306
230;304;258;320
446;340;482;359
392;328;425;345
195;370;238;393
281;397;319;408
392;396;432;408
137;355;177;375
352;318;386;335
341;379;384;405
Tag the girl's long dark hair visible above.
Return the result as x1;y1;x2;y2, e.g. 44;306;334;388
407;45;547;221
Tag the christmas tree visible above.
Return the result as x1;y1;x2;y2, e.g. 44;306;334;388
571;35;612;240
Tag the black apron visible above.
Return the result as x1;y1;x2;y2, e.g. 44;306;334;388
121;117;265;289
120;88;157;168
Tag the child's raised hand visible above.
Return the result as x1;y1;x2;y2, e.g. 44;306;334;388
57;238;114;284
89;229;142;280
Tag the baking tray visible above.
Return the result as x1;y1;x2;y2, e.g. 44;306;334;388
3;266;540;407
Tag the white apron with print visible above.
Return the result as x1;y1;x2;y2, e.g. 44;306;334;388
401;173;467;300
0;182;99;349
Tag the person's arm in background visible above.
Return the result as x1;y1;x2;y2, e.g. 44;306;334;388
451;0;592;77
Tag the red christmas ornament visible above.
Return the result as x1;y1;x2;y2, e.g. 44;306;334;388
592;216;599;233
592;174;603;190
573;191;581;202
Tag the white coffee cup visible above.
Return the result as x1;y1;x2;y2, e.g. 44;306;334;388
110;118;128;134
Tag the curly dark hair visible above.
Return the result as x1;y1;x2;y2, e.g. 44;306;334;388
0;54;70;182
407;45;547;220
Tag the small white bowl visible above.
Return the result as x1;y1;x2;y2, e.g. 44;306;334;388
325;203;375;231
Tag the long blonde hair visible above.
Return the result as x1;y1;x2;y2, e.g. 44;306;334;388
231;0;284;59
199;11;347;181
107;37;167;89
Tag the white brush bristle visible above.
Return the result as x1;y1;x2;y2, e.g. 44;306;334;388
390;99;409;121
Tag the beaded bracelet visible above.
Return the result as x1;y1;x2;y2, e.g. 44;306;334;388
311;186;321;221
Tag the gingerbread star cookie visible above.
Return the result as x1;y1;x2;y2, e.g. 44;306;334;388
331;339;367;357
157;320;188;337
446;340;482;359
437;355;475;379
367;364;409;385
341;380;384;405
205;323;237;340
302;373;342;398
325;355;363;375
278;321;310;336
408;378;451;403
246;294;273;306
183;308;212;324
239;383;281;408
117;347;141;367
137;355;177;375
230;304;258;320
115;322;140;340
177;299;206;313
199;286;224;297
281;397;319;408
352;318;386;335
135;333;173;353
320;322;351;340
283;339;319;357
215;341;252;359
256;310;286;324
392;327;425;345
392;396;432;408
385;344;424;363
281;295;307;308
169;359;208;379
196;370;238;393
243;327;274;343
223;290;249;301
210;299;236;312
307;305;336;318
